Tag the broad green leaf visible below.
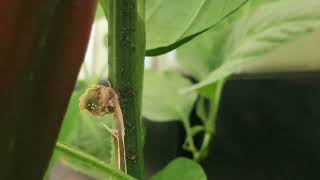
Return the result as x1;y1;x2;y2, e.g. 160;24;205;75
56;142;135;180
176;0;272;81
145;0;247;55
176;23;229;81
99;0;247;56
151;157;207;180
142;71;197;122
185;0;320;91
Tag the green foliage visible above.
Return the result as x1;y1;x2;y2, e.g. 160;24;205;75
143;0;320;165
196;96;208;123
177;24;229;81
99;0;110;20
99;0;248;56
48;0;320;179
46;86;115;179
141;71;223;161
151;158;207;180
95;3;106;20
69;112;114;164
145;0;248;55
142;71;197;121
60;88;114;164
58;91;83;142
183;0;320;91
56;142;135;180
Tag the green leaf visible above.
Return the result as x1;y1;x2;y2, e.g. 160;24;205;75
56;142;136;180
185;0;320;92
175;0;267;81
59;86;114;164
46;87;116;178
175;0;257;81
70;112;114;164
95;3;106;21
100;0;247;56
145;0;248;56
151;157;207;180
99;0;109;20
176;22;229;81
142;71;197;122
58;90;83;142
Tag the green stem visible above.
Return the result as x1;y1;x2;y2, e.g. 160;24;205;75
196;80;225;161
56;142;135;180
181;114;198;158
108;0;145;178
207;80;224;132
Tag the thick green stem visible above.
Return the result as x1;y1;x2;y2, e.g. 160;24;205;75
108;0;145;178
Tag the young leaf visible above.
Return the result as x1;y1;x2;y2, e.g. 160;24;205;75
56;142;135;180
151;157;207;180
142;71;197;122
145;0;248;56
185;0;320;91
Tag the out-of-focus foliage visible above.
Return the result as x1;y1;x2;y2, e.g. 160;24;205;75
99;0;248;56
142;71;197;122
151;158;207;180
144;0;248;55
47;85;115;179
56;142;135;180
180;0;320;91
143;0;320;163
